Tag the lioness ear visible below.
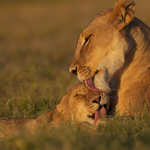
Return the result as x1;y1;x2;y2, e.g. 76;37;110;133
112;0;135;30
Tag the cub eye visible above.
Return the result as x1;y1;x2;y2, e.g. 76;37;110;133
92;99;98;103
84;35;91;45
74;94;86;98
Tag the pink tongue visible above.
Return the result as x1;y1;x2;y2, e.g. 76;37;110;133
100;106;107;116
85;79;107;124
94;111;99;124
85;79;104;93
94;106;107;124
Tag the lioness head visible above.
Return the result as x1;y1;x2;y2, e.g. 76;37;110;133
56;82;109;124
69;0;135;93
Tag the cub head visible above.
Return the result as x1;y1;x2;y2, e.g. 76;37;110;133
69;0;135;93
56;82;109;124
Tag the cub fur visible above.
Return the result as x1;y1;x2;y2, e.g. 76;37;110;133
0;82;109;137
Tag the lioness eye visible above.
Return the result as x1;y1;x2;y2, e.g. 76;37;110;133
84;35;91;45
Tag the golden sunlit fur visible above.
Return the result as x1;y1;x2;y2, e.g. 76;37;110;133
0;82;109;137
69;0;150;115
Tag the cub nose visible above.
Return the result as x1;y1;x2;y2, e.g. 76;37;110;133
100;94;109;105
70;66;77;75
93;97;100;103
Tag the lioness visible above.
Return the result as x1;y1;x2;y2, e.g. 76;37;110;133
0;82;109;137
69;0;150;115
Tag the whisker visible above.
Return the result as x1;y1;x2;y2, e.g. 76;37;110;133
78;66;89;72
88;105;94;109
87;72;91;79
80;70;90;76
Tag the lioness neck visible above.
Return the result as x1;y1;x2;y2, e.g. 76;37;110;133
110;17;150;115
120;17;150;85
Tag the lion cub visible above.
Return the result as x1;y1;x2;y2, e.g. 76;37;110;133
0;82;109;137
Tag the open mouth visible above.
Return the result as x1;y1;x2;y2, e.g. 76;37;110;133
88;104;107;124
85;78;105;93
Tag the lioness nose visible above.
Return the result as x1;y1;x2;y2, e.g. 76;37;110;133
70;66;77;75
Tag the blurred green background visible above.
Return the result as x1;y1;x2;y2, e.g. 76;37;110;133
0;0;150;149
0;0;149;118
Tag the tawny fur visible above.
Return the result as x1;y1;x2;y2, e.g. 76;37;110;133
0;82;109;137
69;0;150;115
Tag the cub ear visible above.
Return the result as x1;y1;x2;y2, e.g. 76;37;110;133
56;94;70;112
112;0;135;30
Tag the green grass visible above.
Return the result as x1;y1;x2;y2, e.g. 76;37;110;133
1;116;150;150
0;0;150;149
